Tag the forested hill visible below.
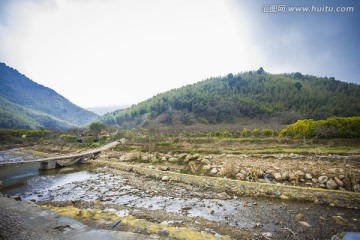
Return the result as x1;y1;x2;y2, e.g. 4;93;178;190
0;63;98;129
100;68;360;129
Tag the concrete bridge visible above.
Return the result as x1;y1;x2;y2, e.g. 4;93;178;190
0;141;119;170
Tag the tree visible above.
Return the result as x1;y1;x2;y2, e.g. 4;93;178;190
294;82;302;91
89;122;106;136
257;67;265;75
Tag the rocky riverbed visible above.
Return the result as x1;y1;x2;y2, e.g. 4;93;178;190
1;146;360;239
6;164;360;240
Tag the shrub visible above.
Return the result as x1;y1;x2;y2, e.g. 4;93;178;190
59;134;77;143
280;117;360;139
84;136;96;144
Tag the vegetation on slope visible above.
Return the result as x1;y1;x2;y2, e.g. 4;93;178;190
0;63;98;129
0;97;73;130
100;68;360;129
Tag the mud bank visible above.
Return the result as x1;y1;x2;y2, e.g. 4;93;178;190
0;196;149;240
94;160;360;209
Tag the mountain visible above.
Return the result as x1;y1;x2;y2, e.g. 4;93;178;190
99;68;360;130
0;63;98;130
87;104;130;115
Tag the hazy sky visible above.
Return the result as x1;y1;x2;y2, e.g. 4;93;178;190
0;0;359;108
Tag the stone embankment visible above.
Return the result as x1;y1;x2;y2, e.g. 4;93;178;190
102;150;360;192
95;150;360;209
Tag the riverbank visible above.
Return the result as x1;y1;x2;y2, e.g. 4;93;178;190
0;195;150;240
5;164;357;239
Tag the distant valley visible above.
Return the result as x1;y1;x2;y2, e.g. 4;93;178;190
87;105;130;115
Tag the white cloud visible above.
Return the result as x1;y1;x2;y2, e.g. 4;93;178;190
1;0;261;108
1;0;357;108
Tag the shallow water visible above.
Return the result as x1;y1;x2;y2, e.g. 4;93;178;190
0;151;93;195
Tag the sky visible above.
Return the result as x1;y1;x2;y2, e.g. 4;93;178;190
0;0;359;108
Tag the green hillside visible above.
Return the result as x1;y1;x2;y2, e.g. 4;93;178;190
100;68;360;129
0;63;97;130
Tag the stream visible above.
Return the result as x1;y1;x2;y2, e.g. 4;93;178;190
1;150;360;239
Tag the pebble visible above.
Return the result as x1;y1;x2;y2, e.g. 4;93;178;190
274;173;282;181
305;173;312;180
159;229;169;237
332;216;349;226
161;176;170;181
262;232;273;238
159;166;170;171
281;171;289;180
334;177;344;187
299;221;311;228
318;176;328;184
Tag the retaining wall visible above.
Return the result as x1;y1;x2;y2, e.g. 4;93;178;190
94;160;360;209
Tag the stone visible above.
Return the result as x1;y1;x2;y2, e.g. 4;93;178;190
11;196;22;201
168;157;179;163
159;229;169;237
217;192;231;199
354;184;360;192
187;154;201;161
281;171;289;180
202;165;211;170
318;176;328;184
181;206;193;211
141;155;151;162
312;178;318;183
161;176;170;181
159;166;170;171
125;167;133;172
236;173;245;180
120;151;140;161
305;173;312;180
279;194;289;200
261;232;273;238
299;221;311;228
319;183;326;188
296;213;305;221
210;168;218;175
256;170;264;178
332;216;349;226
334;177;344;187
201;159;211;165
295;170;305;178
274;173;282;181
326;179;338;190
258;179;270;183
288;172;297;181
